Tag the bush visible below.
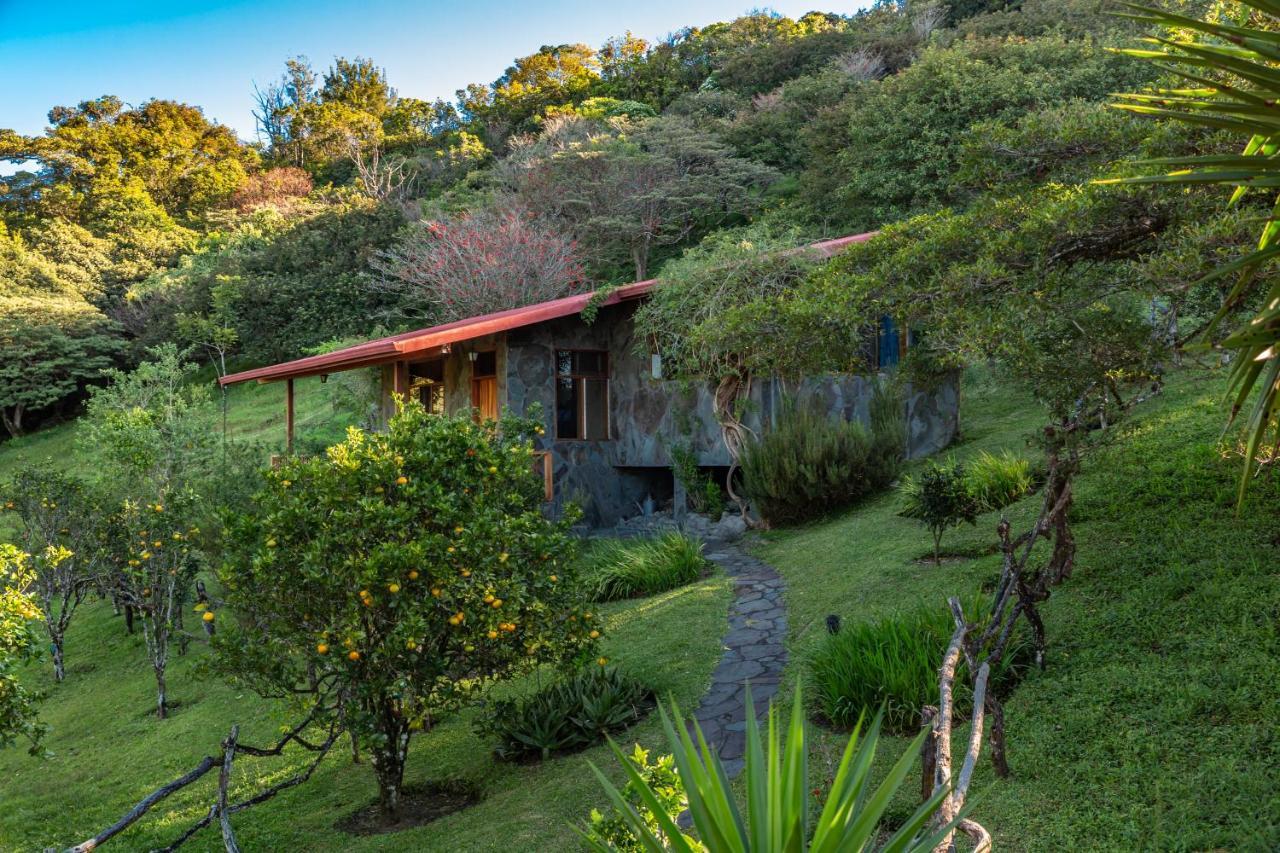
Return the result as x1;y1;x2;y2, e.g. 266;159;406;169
584;745;691;852
806;597;1030;735
479;667;653;761
669;443;724;520
741;394;904;527
582;534;708;602
966;450;1032;512
898;458;981;564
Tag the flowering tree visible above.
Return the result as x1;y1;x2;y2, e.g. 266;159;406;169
3;468;104;681
0;545;46;754
370;205;588;324
214;404;598;816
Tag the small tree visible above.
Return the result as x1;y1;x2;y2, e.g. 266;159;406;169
0;545;46;754
100;494;202;718
899;460;980;565
3;468;103;681
370;205;588;325
83;346;219;717
215;403;597;816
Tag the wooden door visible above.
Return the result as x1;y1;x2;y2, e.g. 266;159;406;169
471;376;498;421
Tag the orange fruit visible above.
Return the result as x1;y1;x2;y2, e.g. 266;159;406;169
348;650;360;661
316;643;329;655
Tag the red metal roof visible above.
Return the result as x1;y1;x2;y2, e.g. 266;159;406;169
219;231;876;386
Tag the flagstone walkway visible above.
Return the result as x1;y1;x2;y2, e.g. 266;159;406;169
692;539;789;777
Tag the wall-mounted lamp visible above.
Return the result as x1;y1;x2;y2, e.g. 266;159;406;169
467;350;478;363
320;374;329;384
441;343;452;355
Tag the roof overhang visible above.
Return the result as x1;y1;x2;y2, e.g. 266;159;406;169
219;231;875;387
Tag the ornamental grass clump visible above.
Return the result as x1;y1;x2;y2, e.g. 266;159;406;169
806;597;1031;735
740;389;904;527
966;450;1032;513
583;533;708;601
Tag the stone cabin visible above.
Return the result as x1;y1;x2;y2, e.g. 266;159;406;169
219;232;959;527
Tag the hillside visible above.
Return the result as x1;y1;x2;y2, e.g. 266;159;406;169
762;368;1280;850
1;367;1276;849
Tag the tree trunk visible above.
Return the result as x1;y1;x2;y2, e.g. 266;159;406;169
51;638;65;682
371;742;406;816
156;668;168;720
1;403;23;438
369;723;410;816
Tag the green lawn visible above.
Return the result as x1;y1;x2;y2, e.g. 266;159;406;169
4;366;1278;850
0;557;732;851
761;368;1280;851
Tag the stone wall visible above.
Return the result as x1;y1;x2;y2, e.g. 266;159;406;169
377;302;958;525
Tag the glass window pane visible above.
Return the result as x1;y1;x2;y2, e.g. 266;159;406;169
556;350;573;376
583;378;608;440
474;350;497;377
556;376;579;439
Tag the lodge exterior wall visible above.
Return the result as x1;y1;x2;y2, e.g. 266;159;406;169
379;302;957;525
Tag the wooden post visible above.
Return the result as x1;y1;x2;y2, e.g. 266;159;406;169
285;378;295;455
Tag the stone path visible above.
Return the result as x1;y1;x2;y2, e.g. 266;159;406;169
692;538;788;777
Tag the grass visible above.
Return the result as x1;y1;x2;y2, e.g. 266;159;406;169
761;367;1280;851
5;363;1279;849
0;566;732;850
0;368;735;850
580;533;709;601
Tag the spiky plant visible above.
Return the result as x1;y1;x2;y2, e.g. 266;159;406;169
1108;0;1280;502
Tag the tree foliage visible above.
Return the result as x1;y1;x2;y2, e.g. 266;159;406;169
0;545;45;755
371;205;587;324
214;404;597;815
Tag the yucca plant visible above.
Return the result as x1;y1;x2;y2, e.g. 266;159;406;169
1107;1;1280;502
585;686;959;852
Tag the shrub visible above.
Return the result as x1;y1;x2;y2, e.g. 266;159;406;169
588;686;956;852
669;443;724;520
966;450;1032;512
0;545;46;755
584;745;692;852
806;597;1031;735
479;667;653;761
740;396;904;527
215;404;597;816
898;458;980;564
583;534;708;602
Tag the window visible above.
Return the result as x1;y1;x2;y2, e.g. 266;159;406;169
409;359;445;415
555;349;609;440
876;316;911;369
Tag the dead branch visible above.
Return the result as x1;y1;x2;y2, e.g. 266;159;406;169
64;756;219;852
63;717;341;853
217;727;241;853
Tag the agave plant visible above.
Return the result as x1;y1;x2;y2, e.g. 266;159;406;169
585;686;957;852
1107;0;1280;502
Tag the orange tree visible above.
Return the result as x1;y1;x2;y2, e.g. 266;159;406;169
213;403;598;816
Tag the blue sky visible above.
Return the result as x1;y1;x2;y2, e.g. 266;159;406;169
0;0;869;141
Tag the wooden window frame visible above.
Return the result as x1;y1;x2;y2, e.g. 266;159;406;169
554;348;610;441
532;450;553;501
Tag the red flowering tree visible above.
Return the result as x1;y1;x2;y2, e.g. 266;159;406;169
370;205;588;324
